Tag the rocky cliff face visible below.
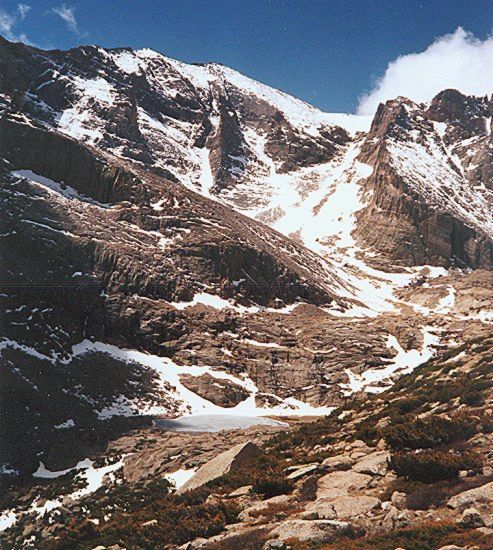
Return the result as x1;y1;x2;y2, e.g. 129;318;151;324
356;93;493;269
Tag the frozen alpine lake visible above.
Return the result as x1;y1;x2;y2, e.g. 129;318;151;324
155;414;286;433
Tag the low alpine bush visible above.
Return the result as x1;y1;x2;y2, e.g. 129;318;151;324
388;450;482;483
383;414;477;451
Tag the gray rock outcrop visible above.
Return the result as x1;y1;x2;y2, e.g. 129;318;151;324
178;441;262;493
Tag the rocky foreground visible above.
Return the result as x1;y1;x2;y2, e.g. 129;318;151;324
1;334;492;549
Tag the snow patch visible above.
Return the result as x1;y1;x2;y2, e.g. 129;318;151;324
433;121;448;137
0;465;18;476
164;468;197;489
170;292;234;311
322;112;373;134
11;170;109;207
197;147;214;195
241;338;283;348
0;510;16;532
33;458;91;479
436;286;456;313
54;418;75;429
72;76;115;104
341;327;439;395
57;107;104;143
112;50;142;74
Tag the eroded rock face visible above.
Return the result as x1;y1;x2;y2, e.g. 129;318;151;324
356;94;493;269
179;373;249;408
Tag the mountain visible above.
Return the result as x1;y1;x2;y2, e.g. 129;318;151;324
0;36;492;548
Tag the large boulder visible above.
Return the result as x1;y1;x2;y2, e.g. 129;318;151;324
316;470;372;499
268;519;351;543
179;373;249;408
447;481;493;509
306;495;380;520
352;451;390;476
322;454;354;471
178;441;262;493
457;507;486;528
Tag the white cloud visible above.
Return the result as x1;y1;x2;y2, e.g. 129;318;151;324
357;28;493;115
18;4;31;19
0;10;16;35
52;4;79;34
0;4;32;43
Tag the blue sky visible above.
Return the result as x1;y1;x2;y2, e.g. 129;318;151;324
0;0;492;113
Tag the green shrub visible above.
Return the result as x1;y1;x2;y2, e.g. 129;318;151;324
383;414;477;451
394;397;425;414
459;379;492;406
388;450;482;483
269;416;336;458
405;483;447;510
354;422;379;445
433;383;462;403
252;477;292;498
52;502;237;548
481;417;493;434
460;390;484;406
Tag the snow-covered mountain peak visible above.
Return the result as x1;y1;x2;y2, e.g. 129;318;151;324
107;45;372;135
205;62;372;135
1;36;491;279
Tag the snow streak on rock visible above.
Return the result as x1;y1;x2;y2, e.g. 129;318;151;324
341;327;440;395
388;136;493;238
68;340;336;418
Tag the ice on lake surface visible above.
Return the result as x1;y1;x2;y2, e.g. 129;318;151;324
155;414;286;432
